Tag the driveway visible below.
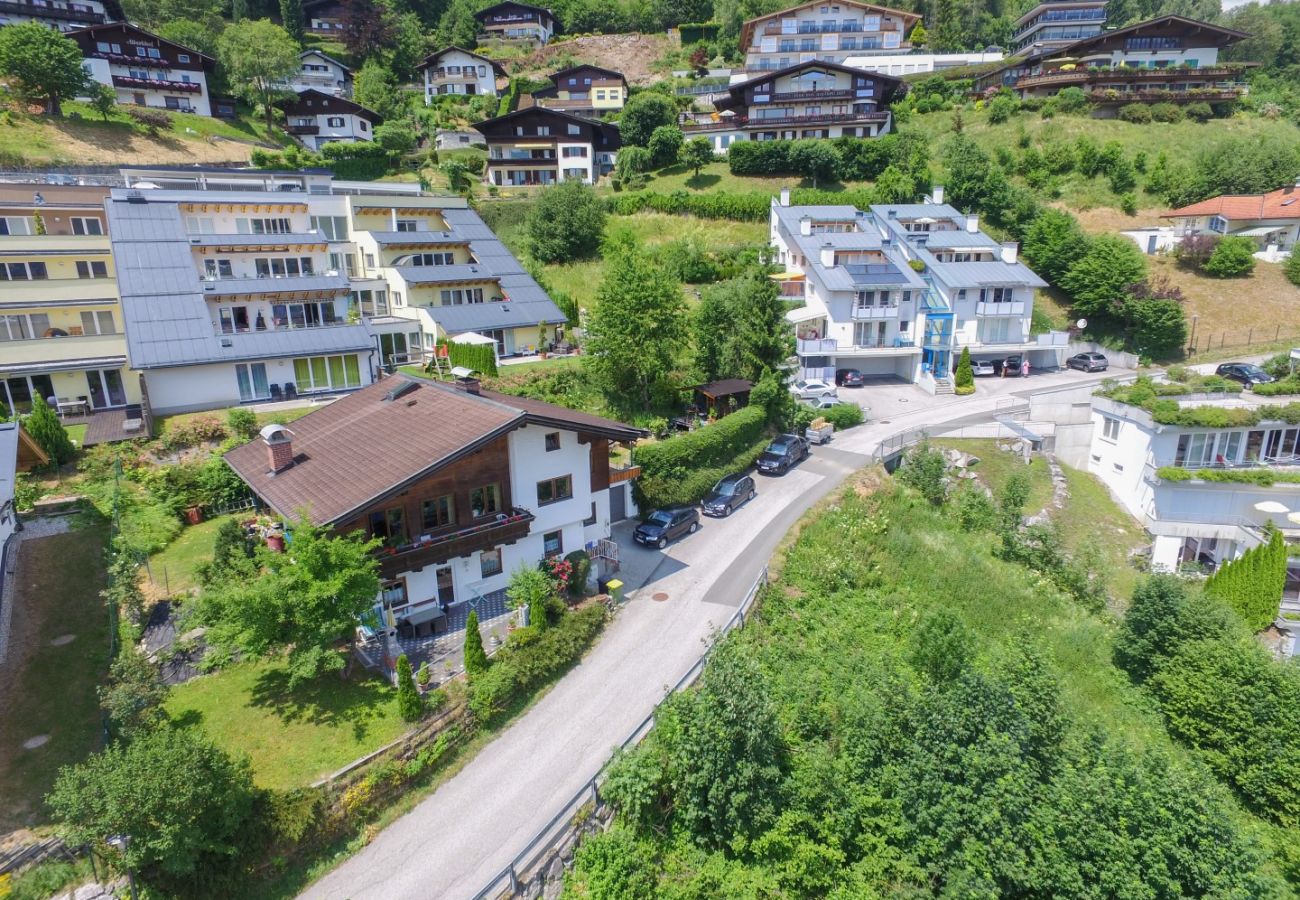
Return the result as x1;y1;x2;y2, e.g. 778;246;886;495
299;449;868;900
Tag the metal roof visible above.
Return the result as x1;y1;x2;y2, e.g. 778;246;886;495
393;263;499;286
424;300;566;332
368;230;468;246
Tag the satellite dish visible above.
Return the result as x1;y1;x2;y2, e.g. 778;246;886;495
1076;318;1087;330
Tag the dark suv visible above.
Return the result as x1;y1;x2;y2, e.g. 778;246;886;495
757;433;810;475
1216;362;1275;389
701;473;756;517
835;368;866;387
633;507;700;549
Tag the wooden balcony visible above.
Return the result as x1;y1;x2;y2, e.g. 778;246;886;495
609;464;641;485
112;75;202;93
767;88;854;102
0;0;104;21
1014;64;1248;90
377;508;534;579
287;123;321;135
681;110;889;132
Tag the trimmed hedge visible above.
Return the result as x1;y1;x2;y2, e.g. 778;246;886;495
432;339;498;376
1157;466;1300;486
1251;377;1300;397
634;405;770;509
606;190;771;221
1204;530;1288;632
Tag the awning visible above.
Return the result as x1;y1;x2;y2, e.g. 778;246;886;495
513;143;553;150
785;306;822;324
451;331;497;345
0;356;126;376
1233;226;1283;237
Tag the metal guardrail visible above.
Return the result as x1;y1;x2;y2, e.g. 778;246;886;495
471;565;770;900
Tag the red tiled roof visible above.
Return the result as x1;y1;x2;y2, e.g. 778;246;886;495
1165;185;1300;221
224;375;644;526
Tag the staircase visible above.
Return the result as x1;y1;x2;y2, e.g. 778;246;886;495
934;378;954;395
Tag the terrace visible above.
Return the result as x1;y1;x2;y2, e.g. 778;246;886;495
1015;64;1249;90
111;75;202;93
376;507;535;580
681;110;890;131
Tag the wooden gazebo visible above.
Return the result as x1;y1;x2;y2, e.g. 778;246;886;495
692;378;752;419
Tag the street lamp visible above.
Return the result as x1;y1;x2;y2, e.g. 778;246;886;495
106;834;138;900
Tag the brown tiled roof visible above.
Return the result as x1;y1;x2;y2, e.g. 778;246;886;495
1164;185;1300;221
224;375;645;526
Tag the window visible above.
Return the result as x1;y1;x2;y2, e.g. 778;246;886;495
408;252;453;266
537;475;572;505
470;484;502;517
254;256;315;277
270;300;336;328
235;217;292;235
330;252;356;276
544;432;560;451
79;310;115;335
70;217;102;235
543;530;563;559
310;215;349;240
351;288;387;316
368;507;406;544
218;306;249;334
0;262;46;280
75;260;108;279
292;354;362;391
177;53;190;63
1101;416;1120;441
204;258;233;279
421;494;455;529
567;123;581;135
381;579;408;609
327;117;345;127
396;219;420;232
439;287;484;305
480;548;503;578
0;216;34;235
0;313;49;341
562;146;587;157
1208;215;1228;234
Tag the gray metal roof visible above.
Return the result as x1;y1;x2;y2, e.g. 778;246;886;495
108;196;373;369
369;230;468;246
929;260;1047;288
424;299;566;333
393;263;500;286
185;233;329;248
916;229;1001;250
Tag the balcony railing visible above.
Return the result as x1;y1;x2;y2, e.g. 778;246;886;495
682;110;889;131
797;336;914;354
1015;65;1247;89
976;300;1025;316
4;331;124;366
1014;8;1105;36
91;51;172;68
376;508;535;579
851;303;899;319
609;464;642;485
287;123;320;135
112;75;202;93
0;0;105;21
764;21;893;35
767;87;854;102
212;316;354;336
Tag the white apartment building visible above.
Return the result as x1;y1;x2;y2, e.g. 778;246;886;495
773;190;1062;391
419;47;505;101
71;22;215;117
740;0;920;71
283;50;352;97
840;49;1004;77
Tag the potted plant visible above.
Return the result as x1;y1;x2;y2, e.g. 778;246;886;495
416;661;430;690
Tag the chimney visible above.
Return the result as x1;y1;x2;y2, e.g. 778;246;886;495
779;187;791;207
261;424;295;474
799;216;812;236
820;243;836;269
966;214;980;234
931;184;945;204
454;375;482;395
1000;241;1019;264
887;209;897;219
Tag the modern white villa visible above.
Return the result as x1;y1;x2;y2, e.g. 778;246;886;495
773;189;1065;391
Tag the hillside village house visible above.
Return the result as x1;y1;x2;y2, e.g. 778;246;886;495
475;1;557;45
475;107;620;187
1163;183;1300;257
839;49;1004;77
772;189;1063;392
682;59;903;152
302;0;345;35
100;167;565;411
975;15;1254;109
0;0;110;31
0;184;142;432
531;65;628;116
224;375;645;633
739;0;919;72
283;50;352;97
1086;388;1300;635
278;90;381;150
1010;0;1107;55
419;47;506;101
70;22;216;117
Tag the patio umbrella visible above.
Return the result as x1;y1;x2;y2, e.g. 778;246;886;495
1254;500;1290;514
1288;512;1300;525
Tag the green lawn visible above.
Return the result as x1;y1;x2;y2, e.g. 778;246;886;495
626;159;870;196
154;404;317;440
1056;465;1147;605
933;438;1055;515
64;423;88;448
146;513;241;597
166;657;408;790
0;526;111;831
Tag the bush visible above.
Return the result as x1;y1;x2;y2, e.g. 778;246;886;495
226;407;258;440
821;402;864;430
1149;102;1183;123
463;609;488;676
1203;235;1256;277
1204;530;1288;632
896;441;947;505
1184;101;1214;122
564;549;592;597
396;653;423;721
1117;103;1152;123
954;347;974;389
24;395;74;464
647;124;683;168
127;106;171;134
987;94;1018;123
1286;250;1300;287
634;405;769;509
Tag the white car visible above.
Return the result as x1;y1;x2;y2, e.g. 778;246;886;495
789;379;838;400
971;359;996;377
803;395;839;410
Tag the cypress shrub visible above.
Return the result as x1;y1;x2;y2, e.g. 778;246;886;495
954;347;974;392
463;610;489;676
433;339;499;376
395;654;423;721
1204;530;1288;632
25;396;75;465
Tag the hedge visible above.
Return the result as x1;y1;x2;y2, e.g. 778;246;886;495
634;405;770;509
433;339;498;376
605;190;772;221
1252;377;1300;397
1205;529;1288;632
1157;466;1300;487
679;21;719;44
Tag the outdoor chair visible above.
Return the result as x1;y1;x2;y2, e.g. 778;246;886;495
269;384;284;402
284;383;298;400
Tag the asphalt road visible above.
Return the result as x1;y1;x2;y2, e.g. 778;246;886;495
299;448;868;900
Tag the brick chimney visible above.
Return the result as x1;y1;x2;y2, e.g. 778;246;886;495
454;376;481;395
260;423;295;474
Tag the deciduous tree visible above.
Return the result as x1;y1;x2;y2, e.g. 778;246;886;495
1058;234;1146;318
679;136;713;179
584;233;688;411
618;91;676;147
217;19;299;131
0;23;88;115
1020;208;1088;284
647;124;683;169
525;179;606;263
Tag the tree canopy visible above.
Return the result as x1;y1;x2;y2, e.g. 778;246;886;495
217;19;300;130
693;268;789;384
526;179;607;264
0;23;88;115
618;92;677;147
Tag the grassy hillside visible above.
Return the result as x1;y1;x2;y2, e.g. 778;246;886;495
0;103;285;167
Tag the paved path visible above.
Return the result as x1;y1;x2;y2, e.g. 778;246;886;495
299;370;1121;900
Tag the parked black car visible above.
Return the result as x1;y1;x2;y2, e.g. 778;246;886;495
1216;362;1276;389
1000;354;1026;376
836;368;866;387
757;433;810;475
701;473;757;517
1066;352;1108;372
633;507;700;549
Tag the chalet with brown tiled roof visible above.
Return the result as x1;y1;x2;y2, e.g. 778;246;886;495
224;374;644;631
1164;182;1300;254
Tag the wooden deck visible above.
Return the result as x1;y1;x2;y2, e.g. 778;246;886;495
61;408;142;446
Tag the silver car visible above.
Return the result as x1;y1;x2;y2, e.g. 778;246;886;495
971;360;996;377
789;379;838;400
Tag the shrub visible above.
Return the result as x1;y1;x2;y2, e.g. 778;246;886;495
1204;530;1288;632
1252;377;1300;397
226;407;258;440
1056;86;1087;113
647;124;683;168
564;549;592;597
896;441;947;505
127;106;171;134
954;347;974;389
987;94;1018;123
396;653;423;721
634;405;769;509
1114;575;1241;682
1117;103;1152;123
1184;101;1214;122
1203;235;1256;277
1149;102;1183;123
1285;250;1300;287
463;610;488;676
821;402;864;430
24;395;74;464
